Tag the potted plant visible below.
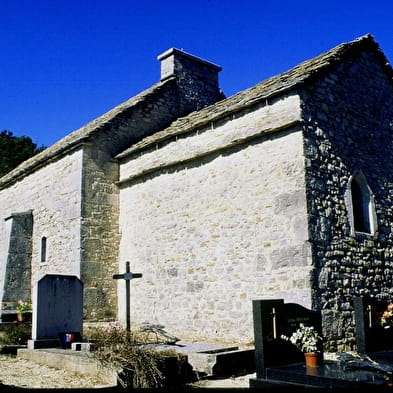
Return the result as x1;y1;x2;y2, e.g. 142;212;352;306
281;323;322;367
16;300;32;323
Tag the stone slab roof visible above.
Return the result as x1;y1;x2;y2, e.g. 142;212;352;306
0;77;176;189
117;34;392;160
1;34;391;188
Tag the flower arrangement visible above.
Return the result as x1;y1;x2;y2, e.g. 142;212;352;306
281;323;322;353
381;303;393;329
16;300;32;314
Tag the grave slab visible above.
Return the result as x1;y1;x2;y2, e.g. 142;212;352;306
17;348;117;385
250;361;388;389
136;341;254;377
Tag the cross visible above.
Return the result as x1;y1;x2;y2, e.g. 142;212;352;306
113;261;142;332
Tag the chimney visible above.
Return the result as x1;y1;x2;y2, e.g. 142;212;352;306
157;48;223;110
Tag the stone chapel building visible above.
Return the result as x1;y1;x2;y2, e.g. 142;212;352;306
1;34;393;351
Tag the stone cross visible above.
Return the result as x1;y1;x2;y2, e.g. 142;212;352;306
113;261;142;332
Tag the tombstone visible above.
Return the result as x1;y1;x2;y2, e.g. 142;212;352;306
354;296;393;354
28;274;83;349
252;299;322;379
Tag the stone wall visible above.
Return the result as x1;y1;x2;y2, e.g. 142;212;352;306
80;145;120;321
118;94;313;343
0;48;225;321
301;48;393;351
79;59;223;320
1;212;32;307
0;148;83;308
0;215;12;307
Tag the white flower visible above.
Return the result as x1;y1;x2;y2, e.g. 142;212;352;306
281;323;321;353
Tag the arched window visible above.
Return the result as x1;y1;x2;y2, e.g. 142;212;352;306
347;172;377;235
41;236;47;262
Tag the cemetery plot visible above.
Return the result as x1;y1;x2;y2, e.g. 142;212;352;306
250;299;390;390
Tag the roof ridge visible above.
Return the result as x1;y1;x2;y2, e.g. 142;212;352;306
0;77;177;188
117;34;391;159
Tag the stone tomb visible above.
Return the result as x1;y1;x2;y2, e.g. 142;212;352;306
28;274;83;349
250;299;389;390
251;299;322;380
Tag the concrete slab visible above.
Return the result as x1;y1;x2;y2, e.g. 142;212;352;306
152;341;239;354
17;341;255;381
17;348;117;385
149;341;255;377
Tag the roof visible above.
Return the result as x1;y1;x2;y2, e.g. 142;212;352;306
1;34;391;187
117;34;392;160
0;77;177;189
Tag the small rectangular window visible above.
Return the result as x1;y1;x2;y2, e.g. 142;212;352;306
41;237;47;262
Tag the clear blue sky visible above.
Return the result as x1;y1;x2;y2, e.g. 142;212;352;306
1;0;392;148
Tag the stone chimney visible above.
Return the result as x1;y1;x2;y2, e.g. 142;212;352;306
157;48;224;111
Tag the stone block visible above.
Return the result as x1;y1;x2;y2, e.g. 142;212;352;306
28;339;60;349
71;342;96;351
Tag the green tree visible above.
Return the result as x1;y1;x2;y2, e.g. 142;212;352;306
0;130;46;177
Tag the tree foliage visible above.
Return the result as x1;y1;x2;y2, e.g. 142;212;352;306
0;130;46;177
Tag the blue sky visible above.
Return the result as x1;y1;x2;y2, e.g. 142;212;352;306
1;0;393;147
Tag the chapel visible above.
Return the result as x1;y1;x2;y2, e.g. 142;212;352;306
1;34;393;351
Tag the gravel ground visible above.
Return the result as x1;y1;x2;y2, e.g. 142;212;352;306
187;373;254;388
0;354;114;389
0;354;254;389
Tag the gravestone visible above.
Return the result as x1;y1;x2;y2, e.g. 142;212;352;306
252;299;322;379
28;274;83;349
354;296;393;354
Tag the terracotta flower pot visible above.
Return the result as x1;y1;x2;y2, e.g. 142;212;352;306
17;312;32;323
304;352;319;367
